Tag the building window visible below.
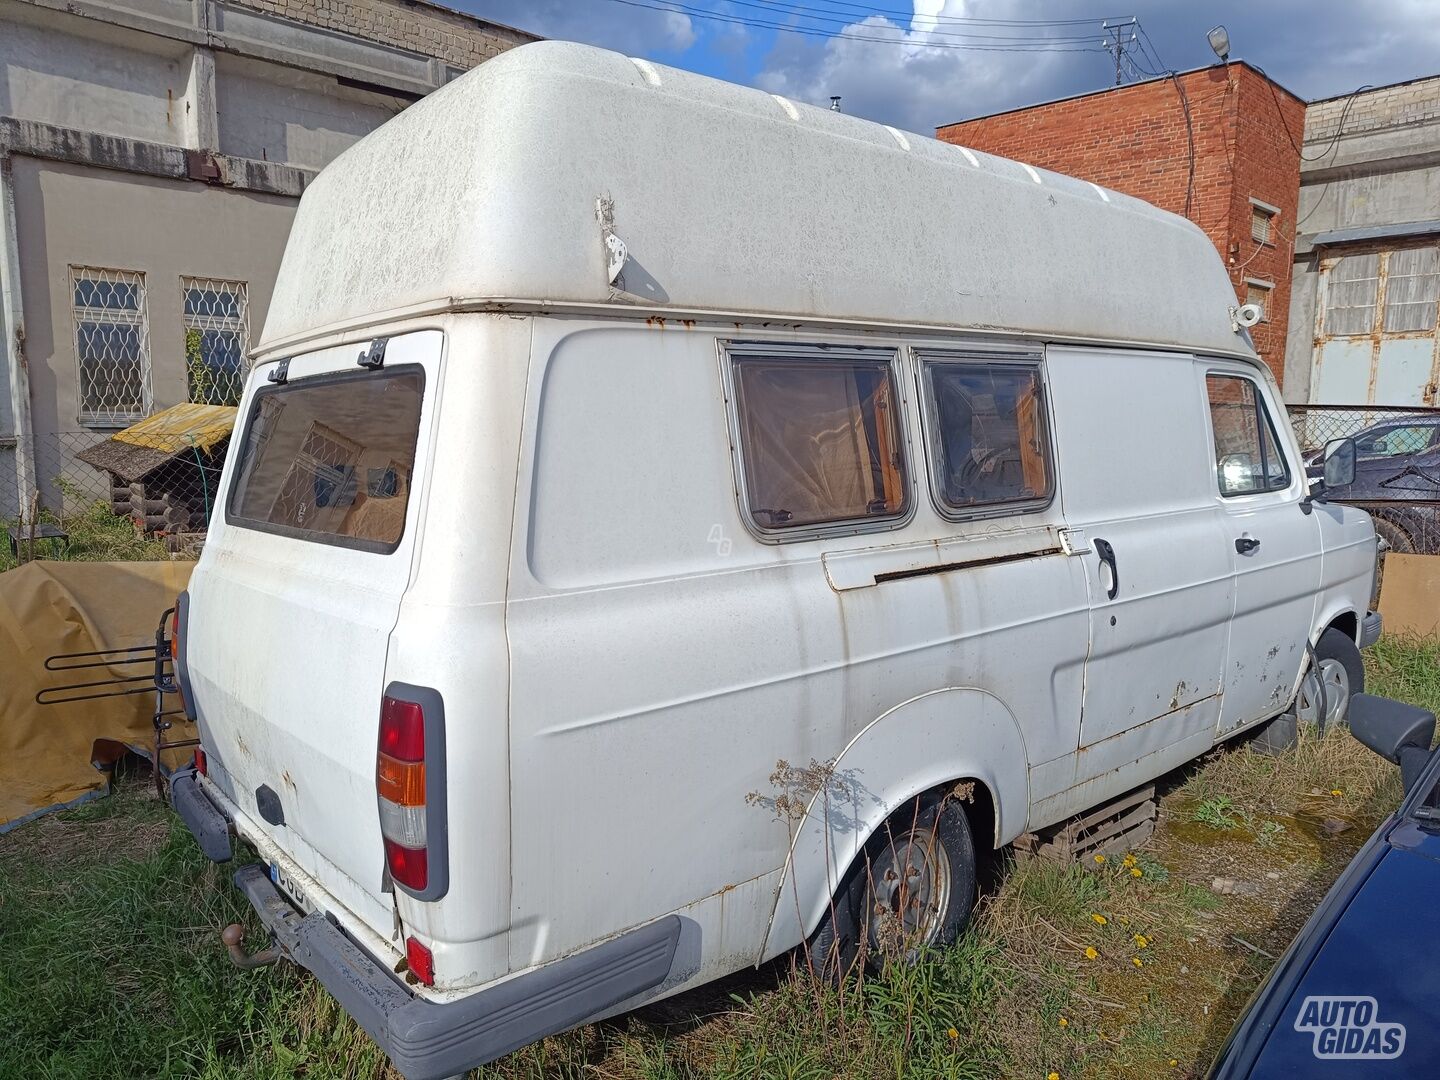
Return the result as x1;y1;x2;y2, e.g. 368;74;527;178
728;347;909;534
1250;202;1277;245
1244;281;1272;322
1383;247;1439;334
1323;252;1381;337
71;266;152;426
182;278;250;406
1205;374;1290;497
919;355;1052;517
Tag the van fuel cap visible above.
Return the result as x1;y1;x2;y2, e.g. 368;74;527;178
255;784;285;827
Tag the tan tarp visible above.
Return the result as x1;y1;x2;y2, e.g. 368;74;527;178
1378;553;1440;638
1;560;194;831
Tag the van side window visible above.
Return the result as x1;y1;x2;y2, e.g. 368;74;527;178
1205;374;1291;496
227;367;425;552
730;350;908;532
919;357;1052;515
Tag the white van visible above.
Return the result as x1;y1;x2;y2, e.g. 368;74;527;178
170;41;1381;1080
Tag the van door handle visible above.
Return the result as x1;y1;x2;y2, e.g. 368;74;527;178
1094;537;1119;600
1235;535;1261;555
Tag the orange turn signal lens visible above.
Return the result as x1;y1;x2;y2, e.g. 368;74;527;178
376;752;426;807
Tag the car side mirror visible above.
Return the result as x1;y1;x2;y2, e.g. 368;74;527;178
1323;437;1357;489
1350;693;1437;793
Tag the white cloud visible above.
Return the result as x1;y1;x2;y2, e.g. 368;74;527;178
753;2;1092;135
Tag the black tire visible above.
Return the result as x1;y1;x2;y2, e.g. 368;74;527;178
805;796;977;982
1298;627;1365;732
1255;627;1365;754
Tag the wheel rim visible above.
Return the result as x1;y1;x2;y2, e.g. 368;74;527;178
1296;658;1351;727
866;826;951;960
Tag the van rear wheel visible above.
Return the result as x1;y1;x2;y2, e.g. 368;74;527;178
805;796;976;981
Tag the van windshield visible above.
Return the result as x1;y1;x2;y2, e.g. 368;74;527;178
226;367;425;552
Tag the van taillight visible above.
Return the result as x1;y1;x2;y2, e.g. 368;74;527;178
194;747;208;776
378;694;429;892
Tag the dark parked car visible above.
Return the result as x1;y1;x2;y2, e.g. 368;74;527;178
1304;416;1440;555
1210;693;1440;1077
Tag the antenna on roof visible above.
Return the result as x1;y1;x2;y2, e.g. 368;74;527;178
829;96;842;112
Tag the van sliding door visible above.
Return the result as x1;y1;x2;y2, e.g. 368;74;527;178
1045;346;1234;791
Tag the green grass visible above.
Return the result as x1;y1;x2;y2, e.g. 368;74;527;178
1;496;170;574
0;639;1436;1079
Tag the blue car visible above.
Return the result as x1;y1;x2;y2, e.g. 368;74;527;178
1210;694;1439;1076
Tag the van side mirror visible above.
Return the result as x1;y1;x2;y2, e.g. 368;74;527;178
1322;437;1357;489
1349;693;1436;793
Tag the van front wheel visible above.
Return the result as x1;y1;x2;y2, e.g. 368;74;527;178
1296;627;1364;731
805;797;977;981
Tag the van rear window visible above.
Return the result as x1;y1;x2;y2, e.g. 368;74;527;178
226;367;425;552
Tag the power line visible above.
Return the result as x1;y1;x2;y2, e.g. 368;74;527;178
1252;65;1372;163
750;0;1130;28
599;0;1111;52
714;0;1105;42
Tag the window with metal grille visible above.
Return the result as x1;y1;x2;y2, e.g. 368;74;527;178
1250;205;1275;244
1324;253;1380;337
71;267;152;426
182;278;250;406
1244;282;1271;321
1382;247;1440;333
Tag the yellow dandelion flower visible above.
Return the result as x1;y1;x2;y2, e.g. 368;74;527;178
1091;913;1108;926
1131;867;1143;878
1331;789;1344;797
1122;854;1137;868
1048;1072;1061;1080
1169;1060;1179;1068
947;1027;959;1040
1132;956;1143;968
1058;1016;1069;1028
1134;934;1149;948
1093;854;1106;865
1084;946;1099;960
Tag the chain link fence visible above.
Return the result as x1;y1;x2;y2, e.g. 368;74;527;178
3;426;229;564
1288;403;1440;554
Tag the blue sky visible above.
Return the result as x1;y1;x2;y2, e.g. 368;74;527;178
458;1;1440;134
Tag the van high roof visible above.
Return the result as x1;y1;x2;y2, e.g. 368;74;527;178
260;40;1253;361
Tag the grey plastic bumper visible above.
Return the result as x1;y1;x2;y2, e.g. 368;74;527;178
233;864;680;1080
1361;610;1383;649
171;767;232;861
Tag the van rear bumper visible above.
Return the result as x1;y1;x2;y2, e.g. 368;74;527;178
231;863;681;1080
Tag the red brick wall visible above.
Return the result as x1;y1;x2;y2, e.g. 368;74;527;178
937;64;1302;385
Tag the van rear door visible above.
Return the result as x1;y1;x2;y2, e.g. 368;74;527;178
186;330;441;939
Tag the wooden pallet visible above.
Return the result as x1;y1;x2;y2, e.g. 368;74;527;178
1013;784;1157;864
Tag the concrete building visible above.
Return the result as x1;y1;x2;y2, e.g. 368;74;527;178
1284;76;1440;408
1;0;534;518
937;63;1305;387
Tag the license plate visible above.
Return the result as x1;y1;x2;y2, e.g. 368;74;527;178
270;862;315;914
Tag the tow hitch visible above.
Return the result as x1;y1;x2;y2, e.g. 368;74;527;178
221;923;283;970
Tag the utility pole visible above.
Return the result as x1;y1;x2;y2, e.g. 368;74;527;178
1101;20;1138;85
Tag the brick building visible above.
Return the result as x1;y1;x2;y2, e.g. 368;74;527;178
0;0;535;518
937;63;1305;386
